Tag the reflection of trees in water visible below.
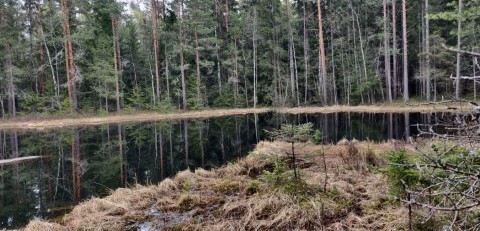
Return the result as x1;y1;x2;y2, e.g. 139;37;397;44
0;112;425;228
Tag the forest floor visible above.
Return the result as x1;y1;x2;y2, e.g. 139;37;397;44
0;102;471;130
23;140;417;231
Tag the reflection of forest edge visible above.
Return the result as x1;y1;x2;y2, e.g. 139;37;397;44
0;111;445;228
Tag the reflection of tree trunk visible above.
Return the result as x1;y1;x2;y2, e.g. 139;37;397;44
254;113;259;142
107;124;112;155
388;113;393;139
71;131;80;203
199;125;205;168
117;124;126;187
10;131;19;158
220;129;225;162
169;127;173;175
404;113;410;139
183;120;189;169
322;115;328;143
159;128;164;180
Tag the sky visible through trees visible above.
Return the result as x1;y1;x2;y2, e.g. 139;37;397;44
0;0;479;116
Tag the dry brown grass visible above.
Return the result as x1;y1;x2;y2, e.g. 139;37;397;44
22;140;415;231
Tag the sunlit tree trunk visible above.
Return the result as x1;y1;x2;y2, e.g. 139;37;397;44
61;0;77;109
317;0;327;105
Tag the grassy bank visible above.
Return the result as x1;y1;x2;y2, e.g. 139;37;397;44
23;140;416;231
0;102;470;130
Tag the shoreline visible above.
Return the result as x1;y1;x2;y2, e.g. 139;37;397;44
0;103;469;130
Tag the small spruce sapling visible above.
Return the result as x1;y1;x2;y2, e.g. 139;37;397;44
265;123;313;179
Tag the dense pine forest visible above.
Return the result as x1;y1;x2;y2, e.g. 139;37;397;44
0;0;479;116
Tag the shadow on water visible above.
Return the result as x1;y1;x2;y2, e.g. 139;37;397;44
0;111;445;228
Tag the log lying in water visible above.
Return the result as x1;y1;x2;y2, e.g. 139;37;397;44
0;156;42;166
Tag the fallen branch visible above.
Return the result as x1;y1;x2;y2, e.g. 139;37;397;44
442;43;480;56
0;156;42;166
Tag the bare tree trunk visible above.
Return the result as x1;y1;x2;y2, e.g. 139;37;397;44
233;36;239;107
179;0;187;110
392;0;398;98
253;8;258;109
455;0;462;99
152;0;161;103
384;0;393;103
402;0;409;101
303;0;309;105
39;26;60;106
317;0;328;105
164;45;170;100
5;43;15;117
424;0;431;101
194;30;202;106
215;28;222;93
112;16;121;112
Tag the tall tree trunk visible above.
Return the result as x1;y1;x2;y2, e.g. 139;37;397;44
5;43;15;117
392;0;398;98
253;8;258;109
303;0;309;105
425;0;431;101
112;16;121;112
233;36;239;107
179;0;187;110
402;0;409;101
317;0;328;105
61;0;77;110
384;0;393;103
455;0;462;99
152;0;161;103
194;30;202;106
164;45;170;100
215;28;222;94
37;0;46;96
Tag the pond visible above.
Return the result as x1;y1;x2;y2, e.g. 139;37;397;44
0;111;434;229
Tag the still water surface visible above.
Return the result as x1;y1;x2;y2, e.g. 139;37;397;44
0;112;432;228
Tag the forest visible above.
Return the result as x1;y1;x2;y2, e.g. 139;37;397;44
0;0;479;116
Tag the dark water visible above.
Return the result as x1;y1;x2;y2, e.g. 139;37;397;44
0;112;433;229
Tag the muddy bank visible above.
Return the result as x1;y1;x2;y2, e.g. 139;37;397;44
23;140;414;231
